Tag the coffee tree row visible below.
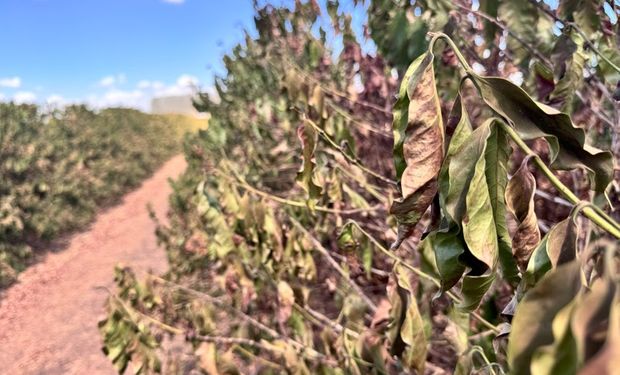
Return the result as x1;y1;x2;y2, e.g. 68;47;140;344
100;1;620;374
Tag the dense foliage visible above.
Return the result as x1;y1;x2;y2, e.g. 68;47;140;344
0;104;196;287
101;1;620;374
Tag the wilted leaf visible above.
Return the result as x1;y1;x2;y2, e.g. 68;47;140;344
529;302;578;375
439;92;473;221
498;0;539;66
508;261;582;375
277;280;295;324
196;343;220;375
545;215;578;268
548;31;587;112
387;264;427;373
578;288;620;375
470;74;613;193
296;123;323;202
505;158;541;272
571;277;616;365
390;51;445;249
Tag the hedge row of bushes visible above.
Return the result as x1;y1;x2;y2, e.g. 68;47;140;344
0;103;198;287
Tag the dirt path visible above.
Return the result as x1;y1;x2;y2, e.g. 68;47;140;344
0;155;186;375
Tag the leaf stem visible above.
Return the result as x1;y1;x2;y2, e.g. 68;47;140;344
497;121;620;238
428;32;474;74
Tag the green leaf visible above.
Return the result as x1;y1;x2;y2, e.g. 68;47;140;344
387;263;427;373
390;52;445;249
470;74;613;193
508;261;582;375
439;92;473;222
573;0;601;38
438;119;503;310
461;123;498;272
485;123;519;283
524;235;552;289
505;158;541;272
421;228;466;293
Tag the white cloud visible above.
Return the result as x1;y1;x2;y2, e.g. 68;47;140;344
162;0;185;4
13;91;37;104
46;94;66;106
0;76;21;88
137;80;164;90
0;93;5;101
151;74;200;98
176;74;198;87
88;89;148;110
99;74;126;88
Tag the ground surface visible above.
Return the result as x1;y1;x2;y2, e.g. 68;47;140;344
0;155;186;375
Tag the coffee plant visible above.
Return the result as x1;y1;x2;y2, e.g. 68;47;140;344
0;104;199;287
100;1;620;374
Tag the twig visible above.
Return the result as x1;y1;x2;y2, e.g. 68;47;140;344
216;169;384;215
289;216;378;312
280;59;393;116
302;114;397;186
325;99;391;138
452;3;552;66
535;189;573;207
532;0;620;74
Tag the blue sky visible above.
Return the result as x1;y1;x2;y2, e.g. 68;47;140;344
0;0;261;110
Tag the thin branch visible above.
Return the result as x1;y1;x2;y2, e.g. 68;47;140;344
535;189;573;207
452;3;552;66
281;59;393;116
216;169;384;215
149;276;335;364
289;216;378;312
150;275;280;338
533;0;620;74
325;99;391;138
302;114;397;186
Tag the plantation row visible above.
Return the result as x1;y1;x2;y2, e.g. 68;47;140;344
100;1;620;374
0;103;198;287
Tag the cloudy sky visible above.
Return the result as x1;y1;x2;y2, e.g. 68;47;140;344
0;0;260;111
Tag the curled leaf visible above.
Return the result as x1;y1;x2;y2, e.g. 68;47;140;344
505;158;541;272
508;261;582;375
390;51;445;249
387;264;427;373
296;123;322;202
470;74;613;193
